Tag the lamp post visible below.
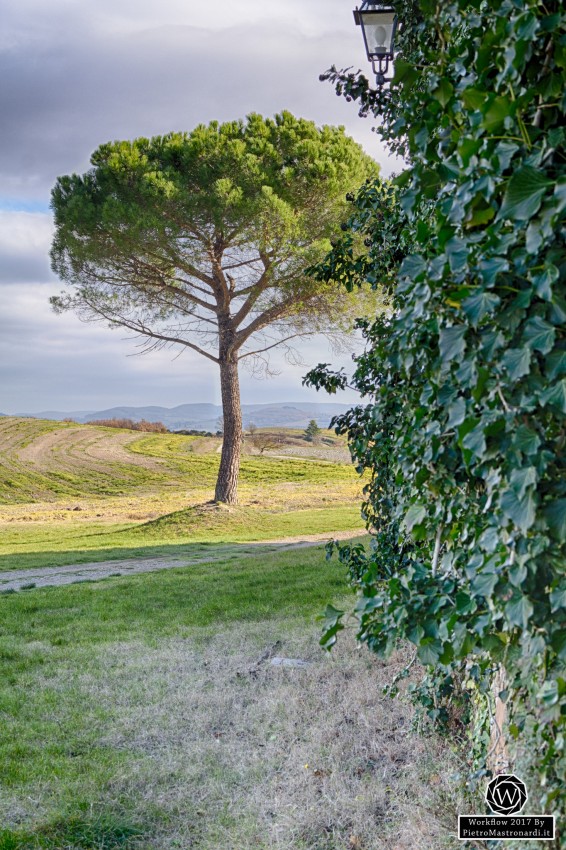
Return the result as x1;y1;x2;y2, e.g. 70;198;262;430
353;2;398;87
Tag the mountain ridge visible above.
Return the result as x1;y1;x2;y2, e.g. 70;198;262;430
14;401;356;430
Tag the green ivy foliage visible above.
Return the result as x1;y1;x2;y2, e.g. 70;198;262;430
307;0;565;817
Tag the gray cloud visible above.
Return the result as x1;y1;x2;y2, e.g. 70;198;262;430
0;212;55;282
1;2;395;201
0;0;381;412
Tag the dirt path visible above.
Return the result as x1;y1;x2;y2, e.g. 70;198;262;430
0;529;362;592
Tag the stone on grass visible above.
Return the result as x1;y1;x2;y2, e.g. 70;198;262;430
270;657;310;668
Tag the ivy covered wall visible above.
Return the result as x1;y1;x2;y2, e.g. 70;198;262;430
307;0;565;819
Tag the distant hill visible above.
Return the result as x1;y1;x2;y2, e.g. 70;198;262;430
16;401;355;431
18;409;96;420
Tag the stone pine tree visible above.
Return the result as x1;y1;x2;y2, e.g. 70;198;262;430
50;112;377;504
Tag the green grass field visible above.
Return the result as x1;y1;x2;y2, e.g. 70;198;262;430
0;418;365;571
0;504;364;572
0;543;459;850
0;418;460;848
0;419;357;505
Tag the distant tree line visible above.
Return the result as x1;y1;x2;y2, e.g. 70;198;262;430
174;429;223;437
89;418;168;433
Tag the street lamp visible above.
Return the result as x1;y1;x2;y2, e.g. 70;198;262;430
353;2;398;87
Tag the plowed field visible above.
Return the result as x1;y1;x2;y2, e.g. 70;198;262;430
0;418;172;503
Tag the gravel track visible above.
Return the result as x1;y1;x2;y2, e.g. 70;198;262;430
0;529;361;592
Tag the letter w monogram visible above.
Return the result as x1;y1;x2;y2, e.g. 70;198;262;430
494;786;519;806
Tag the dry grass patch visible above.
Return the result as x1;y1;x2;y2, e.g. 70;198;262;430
2;623;462;849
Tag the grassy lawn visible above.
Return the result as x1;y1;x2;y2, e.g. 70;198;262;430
0;418;365;572
0;419;359;505
0;543;460;850
0;504;364;572
0;418;461;847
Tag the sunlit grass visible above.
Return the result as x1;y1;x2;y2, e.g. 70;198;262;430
0;418;365;571
0;419;358;505
0;504;364;571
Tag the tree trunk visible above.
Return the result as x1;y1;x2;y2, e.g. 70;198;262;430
214;357;242;504
488;665;510;775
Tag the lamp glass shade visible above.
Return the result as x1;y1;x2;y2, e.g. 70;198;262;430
359;9;395;58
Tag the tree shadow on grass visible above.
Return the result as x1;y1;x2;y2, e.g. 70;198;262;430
0;501;362;573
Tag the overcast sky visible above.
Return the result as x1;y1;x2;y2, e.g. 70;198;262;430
0;0;398;414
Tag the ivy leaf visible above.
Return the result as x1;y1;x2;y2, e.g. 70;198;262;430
458;138;481;166
439;326;467;363
462;421;486;458
499;166;554;221
432;78;454;107
465;203;495;228
554;176;566;213
319;603;345;624
318;604;345;650
526;220;543;255
445;237;468;272
516;11;539;40
500;488;536;531
495;140;519;171
479;526;499;553
532;264;559;301
478;256;509;286
513;425;541;455
539;379;566;413
455;591;477;614
399;253;427;280
505;594;534;630
403;503;427;533
446;397;466;429
537;680;559;707
543;500;566;542
482;95;513;132
471;570;499;598
462;291;500;326
545;350;566;381
509;466;537;499
392;58;419;86
461;88;485;110
509;562;528;588
417;639;443;665
523;316;556;354
502;347;531;380
550;586;566;613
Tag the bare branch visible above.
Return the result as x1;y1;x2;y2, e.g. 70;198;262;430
79;297;220;364
238;332;318;360
222;256;264;271
235;296;302;345
231;266;273;328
